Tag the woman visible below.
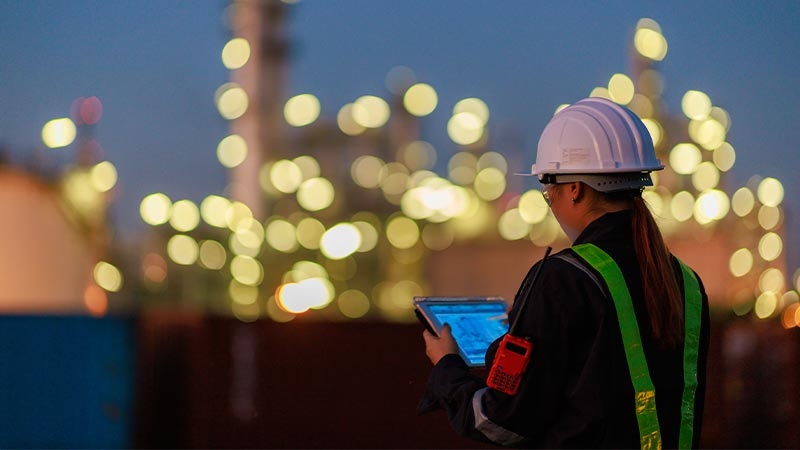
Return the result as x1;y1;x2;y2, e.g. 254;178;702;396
420;97;710;449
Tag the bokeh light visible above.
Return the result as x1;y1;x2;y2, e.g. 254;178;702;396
42;118;77;148
403;83;438;117
140;193;172;226
284;93;321;127
221;37;251;69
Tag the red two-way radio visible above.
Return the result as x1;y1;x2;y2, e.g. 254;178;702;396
487;247;552;395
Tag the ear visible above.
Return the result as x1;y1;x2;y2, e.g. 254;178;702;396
568;182;585;202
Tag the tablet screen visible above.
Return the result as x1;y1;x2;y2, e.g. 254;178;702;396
415;297;508;367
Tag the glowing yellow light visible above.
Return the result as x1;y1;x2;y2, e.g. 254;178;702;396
758;206;781;230
169;199;200;232
670;191;695;222
589;87;611;100
200;195;230;228
276;283;309;313
167;234;199;266
351;155;385;188
641;119;663;147
337;103;365;136
519;190;549;224
199;240;226;270
215;83;249;120
338;289;370;319
140;193;172;225
284;93;321;127
380;171;410;198
229;280;258;305
694;189;729;223
691;161;720;191
386;216;419;249
270;159;303;193
233;217;264;250
320;223;362;260
729;248;753;277
353;221;378;252
221;37;251;70
297;177;334;211
296;217;325;250
642;190;665;217
681;90;712;120
633;27;668;61
755;291;778;319
608;73;635;104
352;95;390;128
230;255;263;286
41;118;76;148
217;134;248;168
453;98;489;125
474;167;506;201
90;161;118;192
692;118;726;150
731;187;755;217
293;155;321;180
94;261;123;292
276;277;334;313
713;142;736;172
669;143;702;175
757;177;784;207
758;232;782;261
404;83;438;117
398;141;437;171
498;208;531;240
265;219;298;253
225;201;253;230
447;112;484;145
530;216;564;247
291;260;329;282
390;280;423;310
759;268;785;294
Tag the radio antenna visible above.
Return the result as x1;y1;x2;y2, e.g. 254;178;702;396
508;246;552;337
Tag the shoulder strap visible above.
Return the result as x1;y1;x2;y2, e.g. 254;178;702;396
678;260;702;449
570;243;703;450
570;243;661;450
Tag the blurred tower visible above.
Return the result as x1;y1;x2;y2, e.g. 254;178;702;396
228;0;290;220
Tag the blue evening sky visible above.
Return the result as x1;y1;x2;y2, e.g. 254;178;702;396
1;1;799;262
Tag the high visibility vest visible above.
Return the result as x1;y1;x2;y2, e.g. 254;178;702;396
569;243;703;450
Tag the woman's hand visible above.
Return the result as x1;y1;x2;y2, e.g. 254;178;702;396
422;323;459;365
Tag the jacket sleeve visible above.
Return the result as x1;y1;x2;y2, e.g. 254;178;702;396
418;258;593;447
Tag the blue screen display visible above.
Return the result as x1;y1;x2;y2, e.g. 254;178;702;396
426;302;508;366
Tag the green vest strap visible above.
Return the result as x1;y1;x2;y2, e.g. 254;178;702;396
571;244;661;450
571;243;703;450
678;261;702;449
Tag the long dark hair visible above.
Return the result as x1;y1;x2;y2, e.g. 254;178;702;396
609;191;684;349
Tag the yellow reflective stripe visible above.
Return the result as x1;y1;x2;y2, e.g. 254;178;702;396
678;260;702;449
571;244;661;450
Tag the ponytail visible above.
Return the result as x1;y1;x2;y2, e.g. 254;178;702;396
631;195;684;349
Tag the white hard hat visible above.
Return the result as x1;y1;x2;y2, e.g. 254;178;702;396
527;97;663;192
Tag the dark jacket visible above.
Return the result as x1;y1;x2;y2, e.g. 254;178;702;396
419;210;710;448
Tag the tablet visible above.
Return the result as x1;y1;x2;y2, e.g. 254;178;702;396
414;296;509;367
